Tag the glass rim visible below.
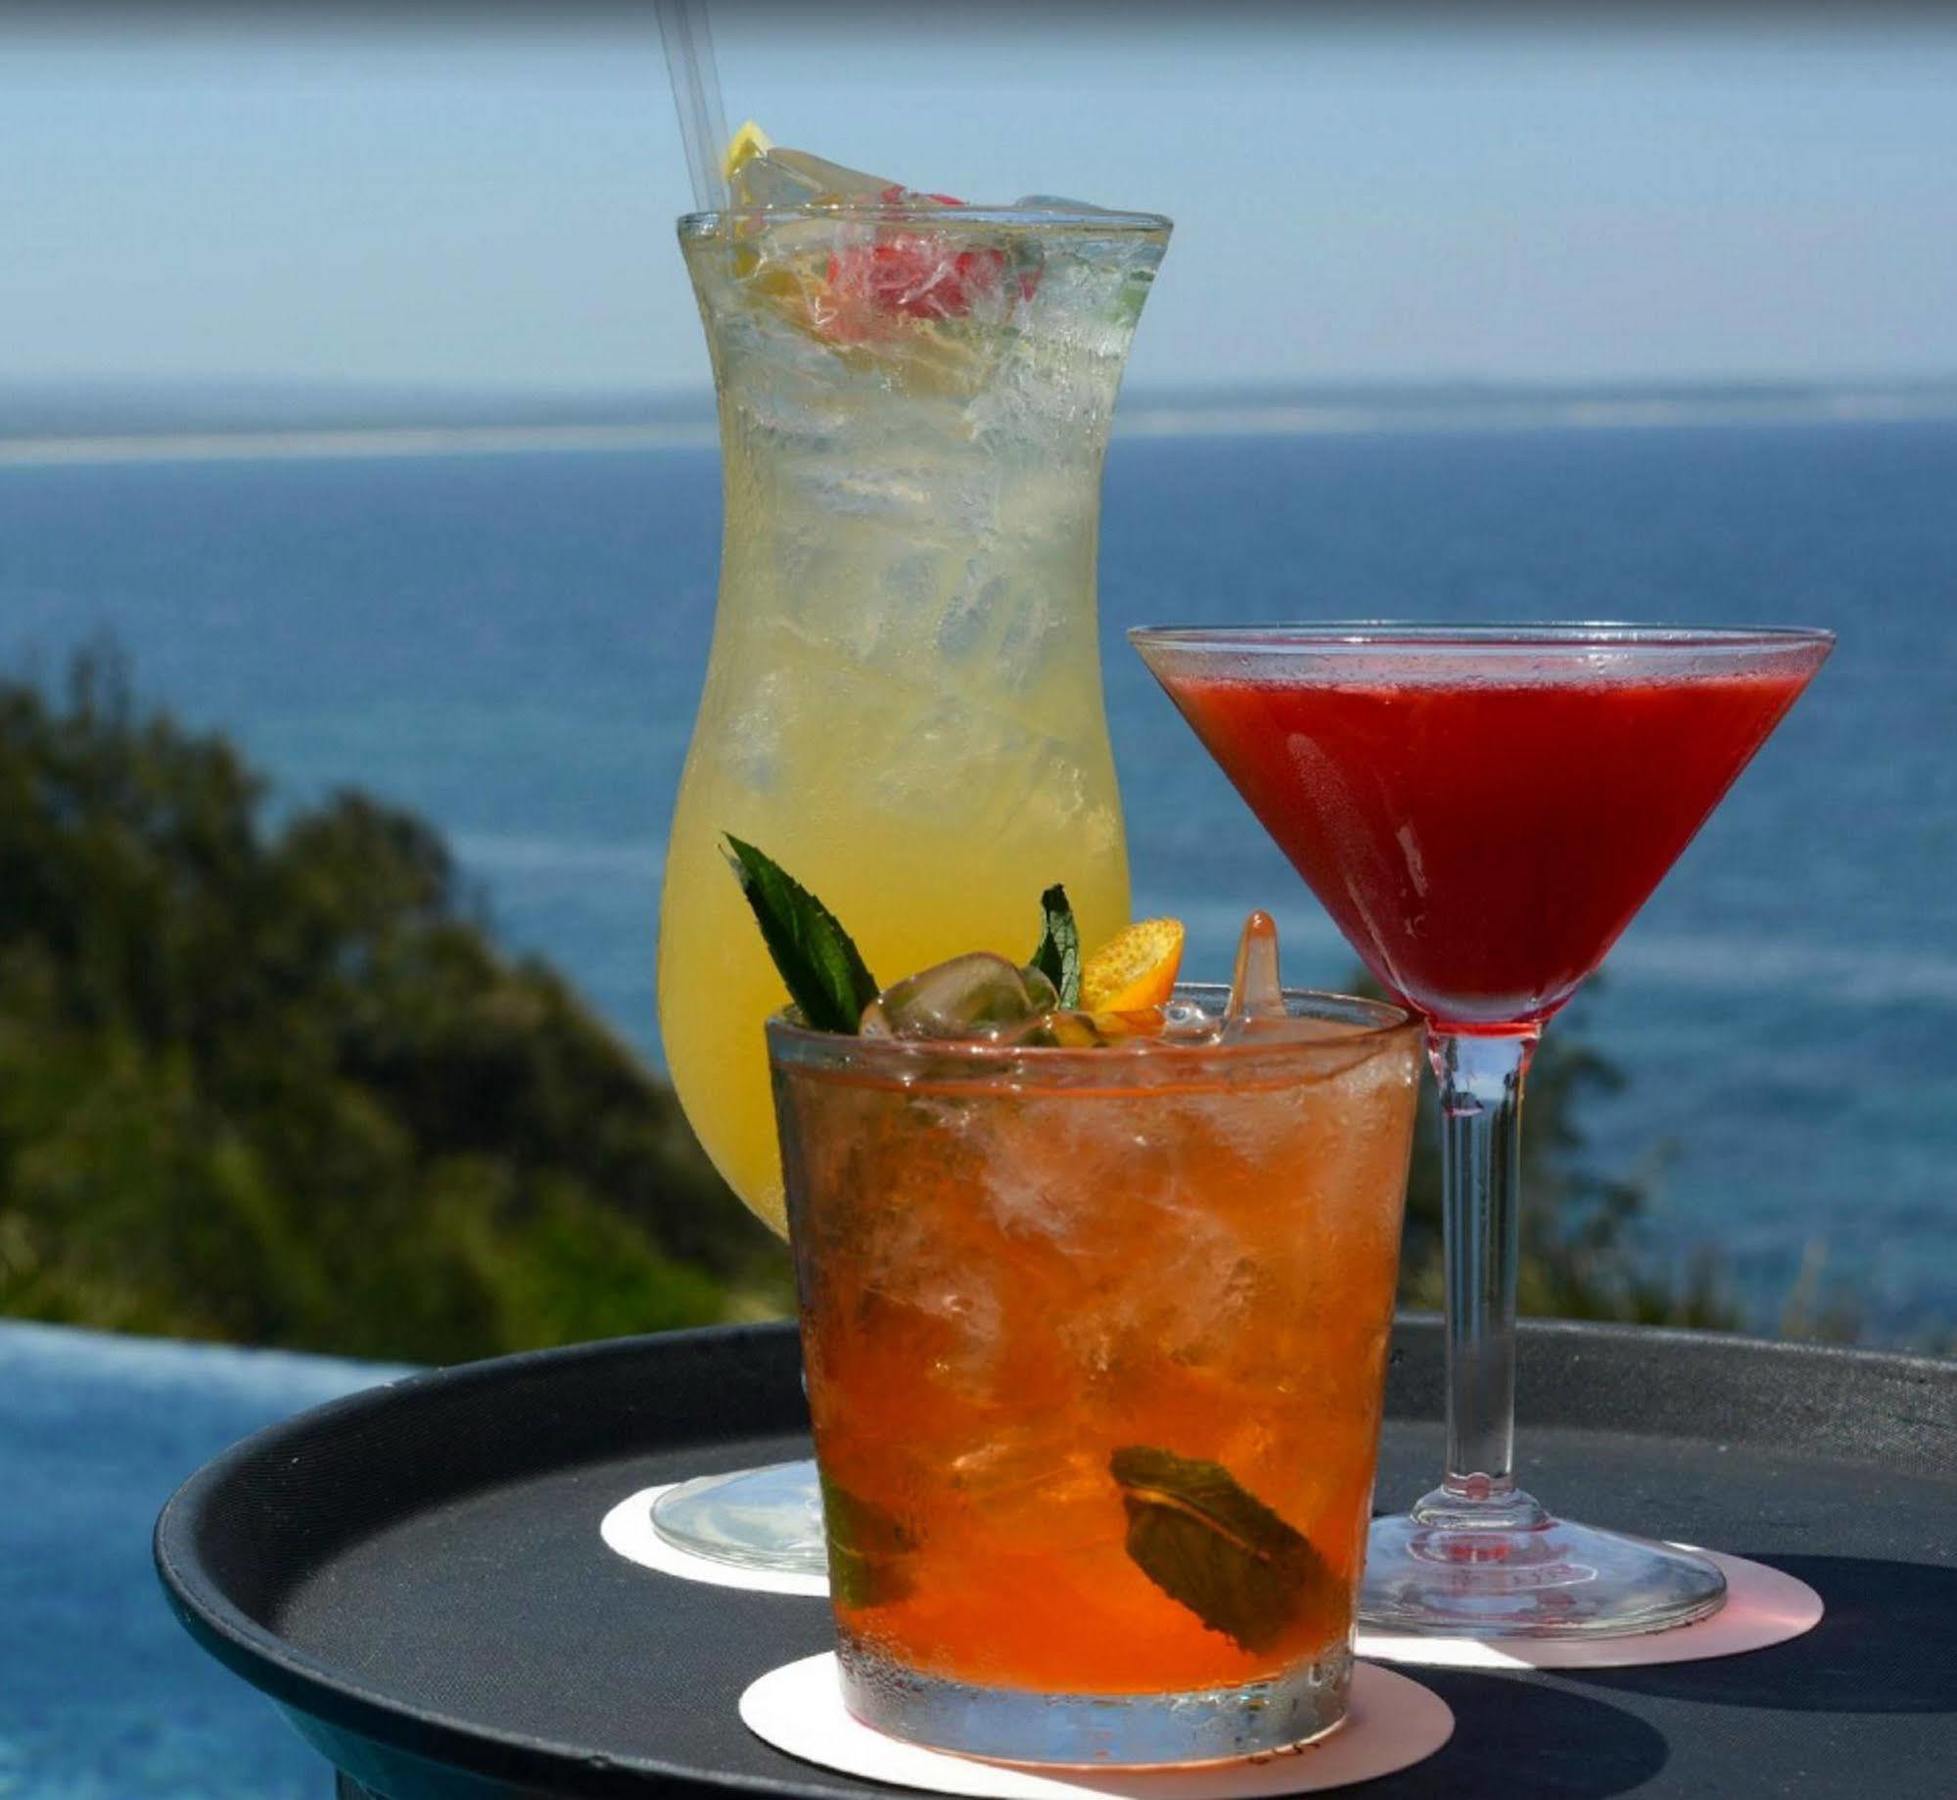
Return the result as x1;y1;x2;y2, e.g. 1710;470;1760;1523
1128;621;1836;654
766;982;1419;1086
679;204;1173;238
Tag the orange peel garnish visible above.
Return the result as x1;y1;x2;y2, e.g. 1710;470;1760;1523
1080;918;1185;1013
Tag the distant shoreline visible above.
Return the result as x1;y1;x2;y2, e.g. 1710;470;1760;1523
5;382;1957;470
0;422;719;470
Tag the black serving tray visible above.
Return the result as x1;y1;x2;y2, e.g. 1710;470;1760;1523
155;1318;1957;1800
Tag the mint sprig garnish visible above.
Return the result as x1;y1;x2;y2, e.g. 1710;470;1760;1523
723;835;878;1034
1028;883;1081;1008
1109;1446;1336;1653
819;1470;914;1608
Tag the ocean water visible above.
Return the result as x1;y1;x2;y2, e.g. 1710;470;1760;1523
3;415;1953;1344
0;1321;405;1797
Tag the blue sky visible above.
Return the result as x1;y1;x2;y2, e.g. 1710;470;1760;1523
4;12;1955;396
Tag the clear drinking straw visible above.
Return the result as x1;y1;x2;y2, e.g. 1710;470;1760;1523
657;0;731;214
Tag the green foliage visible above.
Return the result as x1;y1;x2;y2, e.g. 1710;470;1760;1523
1356;976;1742;1331
0;653;787;1362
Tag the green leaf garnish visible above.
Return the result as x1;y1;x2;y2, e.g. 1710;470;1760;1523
1028;883;1081;1009
819;1470;914;1608
723;835;878;1034
1109;1446;1337;1653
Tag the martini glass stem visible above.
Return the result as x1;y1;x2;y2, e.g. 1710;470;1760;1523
1418;1026;1546;1529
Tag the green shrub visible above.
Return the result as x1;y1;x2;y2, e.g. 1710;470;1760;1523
0;654;786;1362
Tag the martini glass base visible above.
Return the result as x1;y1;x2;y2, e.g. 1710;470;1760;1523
1361;1486;1728;1639
648;1458;828;1576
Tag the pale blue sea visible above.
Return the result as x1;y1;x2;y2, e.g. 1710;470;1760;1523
4;412;1954;1345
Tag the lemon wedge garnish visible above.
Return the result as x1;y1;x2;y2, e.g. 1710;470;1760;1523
722;120;773;183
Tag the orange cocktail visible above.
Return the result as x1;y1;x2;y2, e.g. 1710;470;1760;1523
770;987;1421;1766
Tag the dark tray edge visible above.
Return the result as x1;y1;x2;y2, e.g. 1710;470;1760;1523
154;1324;818;1800
153;1316;1957;1798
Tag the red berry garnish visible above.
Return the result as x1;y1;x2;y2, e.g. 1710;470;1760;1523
822;235;1008;329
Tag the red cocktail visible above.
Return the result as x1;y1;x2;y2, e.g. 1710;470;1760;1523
1158;657;1815;1030
1132;624;1833;1639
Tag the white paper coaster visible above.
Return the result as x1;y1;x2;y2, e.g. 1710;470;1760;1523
605;1484;1823;1672
600;1482;828;1598
740;1654;1452;1798
1356;1547;1823;1669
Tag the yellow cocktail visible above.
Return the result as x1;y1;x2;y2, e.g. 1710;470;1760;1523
660;197;1170;1232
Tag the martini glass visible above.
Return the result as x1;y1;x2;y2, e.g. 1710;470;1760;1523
1131;623;1833;1638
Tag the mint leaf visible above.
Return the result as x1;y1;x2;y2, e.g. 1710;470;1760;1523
819;1470;914;1608
1109;1446;1337;1653
723;836;878;1034
1028;883;1081;1008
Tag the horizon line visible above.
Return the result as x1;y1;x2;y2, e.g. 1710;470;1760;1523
5;386;1957;470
